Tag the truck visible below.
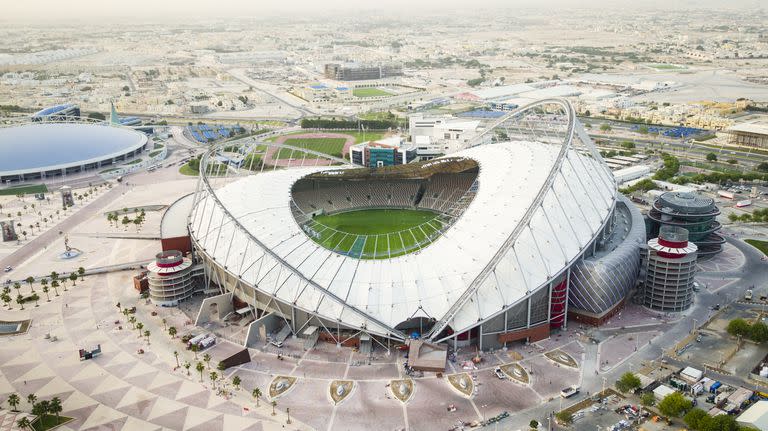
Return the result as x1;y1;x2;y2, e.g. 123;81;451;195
718;190;735;200
560;385;580;398
746;290;754;301
736;199;752;208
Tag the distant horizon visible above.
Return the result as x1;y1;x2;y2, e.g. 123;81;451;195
2;0;765;23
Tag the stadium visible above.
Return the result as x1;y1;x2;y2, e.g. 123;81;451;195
0;120;148;184
188;99;643;350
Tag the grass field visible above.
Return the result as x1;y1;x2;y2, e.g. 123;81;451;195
0;184;48;196
276;137;347;159
745;239;768;257
307;209;444;259
353;88;393;98
179;163;199;176
266;131;386;145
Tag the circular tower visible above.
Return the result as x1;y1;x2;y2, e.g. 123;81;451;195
146;250;196;306
643;226;698;312
648;191;724;257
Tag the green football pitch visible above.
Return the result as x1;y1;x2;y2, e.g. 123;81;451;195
275;138;347;159
352;88;393;98
306;208;445;259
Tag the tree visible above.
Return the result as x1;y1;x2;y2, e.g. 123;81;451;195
757;162;768;173
136;322;144;336
78;267;85;281
600;123;612;132
173;351;180;367
49;396;62;423
529;419;539;429
162;319;167;331
684;408;708;430
184;361;191;376
25;277;34;293
196;362;205;382
706;152;718;162
50;280;59;297
749;321;768;343
232;375;241;391
42;285;50;302
27;393;36;406
168;326;177;338
7;393;20;411
641;392;656;407
16;294;25;310
144;330;151;344
16;417;31;430
203;353;211;369
727;159;738;165
209;371;218;388
727;318;751;337
69;272;78;286
658;392;692;418
271;400;277;416
252;388;262;407
40;278;48;296
191;344;199;360
1;292;11;309
616;372;642;393
620;141;636;150
555;411;573;425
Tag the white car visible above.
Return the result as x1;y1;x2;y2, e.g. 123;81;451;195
3;266;11;272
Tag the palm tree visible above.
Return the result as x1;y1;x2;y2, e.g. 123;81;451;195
252;388;261;407
271;400;277;416
136;322;144;337
16;417;31;430
286;407;291;425
39;278;48;295
173;351;180;367
69;272;78;286
77;267;85;281
203;353;211;369
7;393;20;411
196;362;205;382
14;282;22;296
16;294;24;310
26;393;36;406
50;271;58;283
168;326;177;338
232;375;241;391
50;280;60;297
128;316;136;329
42;285;50;302
162;318;167;331
1;292;11;309
144;330;151;344
60;277;68;292
184;361;191;376
23;277;34;293
209;372;218;389
191;344;199;360
21;230;27;240
49;397;62;423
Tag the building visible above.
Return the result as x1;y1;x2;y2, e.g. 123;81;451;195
648;191;724;257
349;137;417;167
323;63;403;81
0;122;148;184
642;226;698;312
31;103;80;122
146;250;202;306
737;400;768;430
186;99;639;350
726;122;768;148
408;114;481;158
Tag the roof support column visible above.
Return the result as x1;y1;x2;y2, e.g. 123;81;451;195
563;268;571;330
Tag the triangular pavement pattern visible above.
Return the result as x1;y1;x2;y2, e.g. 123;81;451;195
124;360;157;380
120;416;162;431
182;406;222;430
222;414;261;431
151;380;183;400
116;386;156;410
146;398;186;422
91;374;130;396
78;404;127;430
148;406;188;430
147;371;180;391
14;363;56;383
68;362;103;382
61;390;97;412
35;376;74;398
83;416;127;431
205;391;229;409
16;376;56;395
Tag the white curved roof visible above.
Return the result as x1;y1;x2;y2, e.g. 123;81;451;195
191;139;616;337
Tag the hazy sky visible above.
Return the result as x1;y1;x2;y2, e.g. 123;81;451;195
3;0;762;22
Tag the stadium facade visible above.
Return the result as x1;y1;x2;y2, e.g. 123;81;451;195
187;99;644;350
0;121;148;184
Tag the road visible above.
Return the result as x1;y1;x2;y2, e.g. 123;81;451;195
226;68;314;117
505;234;768;430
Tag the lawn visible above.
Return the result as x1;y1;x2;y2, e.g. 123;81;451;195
267;130;387;145
179;163;199;176
307;209;444;259
32;414;73;431
353;88;393;98
148;150;164;158
122;158;143;165
276;138;348;159
745;239;768;257
0;184;48;196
